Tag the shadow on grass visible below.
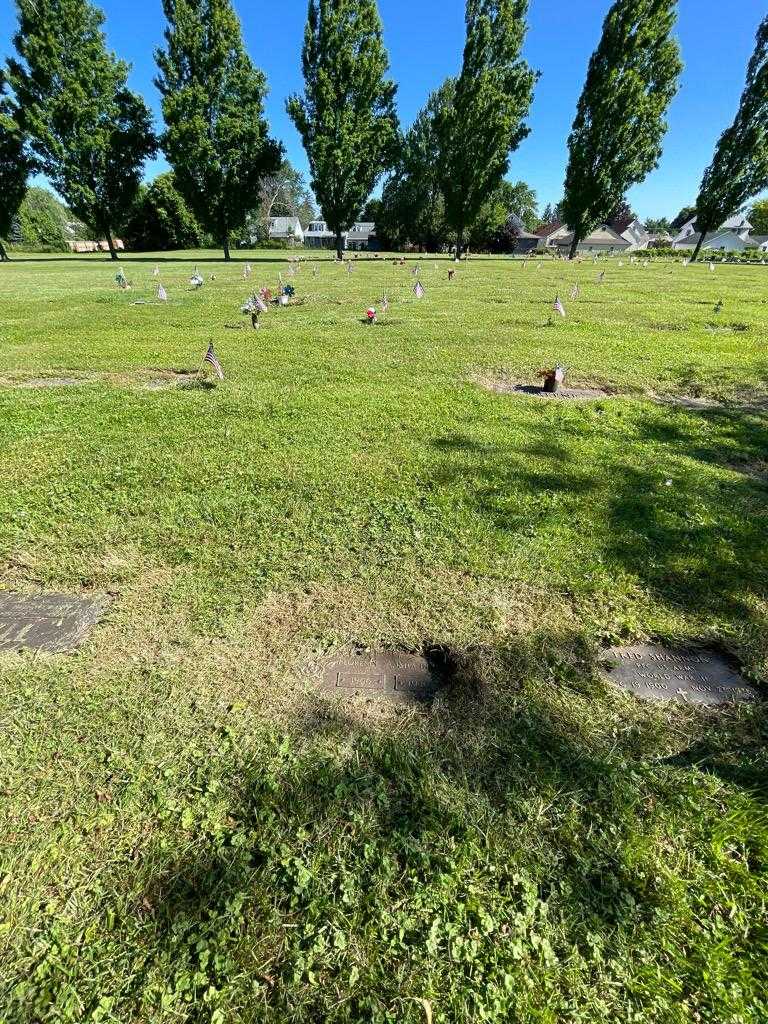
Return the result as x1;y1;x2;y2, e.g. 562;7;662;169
130;659;766;1022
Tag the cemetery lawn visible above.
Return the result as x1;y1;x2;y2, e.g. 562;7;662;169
1;250;768;1024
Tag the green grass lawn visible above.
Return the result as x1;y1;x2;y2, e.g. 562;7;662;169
1;249;767;1023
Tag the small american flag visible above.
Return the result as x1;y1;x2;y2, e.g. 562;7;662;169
597;271;605;284
570;283;579;300
554;295;566;317
414;281;425;299
254;293;268;313
157;284;167;301
203;342;224;380
381;294;389;312
152;265;159;277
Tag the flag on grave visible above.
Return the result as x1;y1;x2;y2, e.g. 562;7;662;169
203;342;224;379
381;294;389;312
554;295;566;317
254;293;268;313
115;268;128;289
157;284;168;301
414;281;425;299
597;271;605;284
152;265;159;277
570;283;579;300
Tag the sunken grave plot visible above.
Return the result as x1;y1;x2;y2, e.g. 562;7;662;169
599;643;760;707
0;592;110;654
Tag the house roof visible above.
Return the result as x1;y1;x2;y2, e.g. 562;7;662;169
721;214;752;231
533;221;562;238
555;224;630;247
347;222;376;236
269;216;302;232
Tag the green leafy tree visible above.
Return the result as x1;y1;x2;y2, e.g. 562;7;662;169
670;205;696;230
749;197;768;234
691;16;768;261
469;179;538;248
644;216;671;233
561;0;682;258
0;71;36;260
8;0;156;260
379;81;452;251
287;0;399;260
13;187;83;251
155;0;282;260
436;0;536;259
122;172;204;251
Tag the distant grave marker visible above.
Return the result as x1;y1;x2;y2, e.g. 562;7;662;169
319;650;441;704
599;643;759;706
478;377;610;402
0;592;109;653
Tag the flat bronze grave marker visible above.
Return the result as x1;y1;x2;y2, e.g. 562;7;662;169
0;592;109;654
599;644;760;706
319;651;440;704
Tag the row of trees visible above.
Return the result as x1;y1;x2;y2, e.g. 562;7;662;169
1;0;766;263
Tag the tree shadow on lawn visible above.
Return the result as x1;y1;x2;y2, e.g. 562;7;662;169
430;404;768;626
130;664;766;1021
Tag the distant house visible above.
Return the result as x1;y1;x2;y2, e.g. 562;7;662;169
619;219;651;251
268;216;304;246
346;222;378;251
672;214;754;252
505;213;540;254
303;219;378;251
553;224;631;255
750;235;768;252
534;221;569;251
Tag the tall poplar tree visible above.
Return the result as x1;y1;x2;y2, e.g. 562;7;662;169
436;0;536;260
379;81;453;251
0;71;36;262
155;0;282;260
561;0;682;259
287;0;399;260
8;0;156;260
690;15;768;262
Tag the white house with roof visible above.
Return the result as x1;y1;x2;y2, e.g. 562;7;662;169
553;224;632;255
672;214;754;252
303;219;378;250
620;219;651;250
268;216;304;246
534;222;569;250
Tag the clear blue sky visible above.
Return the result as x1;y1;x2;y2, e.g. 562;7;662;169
2;0;765;220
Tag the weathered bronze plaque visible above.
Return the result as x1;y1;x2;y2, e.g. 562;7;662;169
0;592;109;653
599;644;759;706
319;651;439;704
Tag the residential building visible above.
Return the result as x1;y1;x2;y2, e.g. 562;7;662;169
553;224;632;255
268;216;304;246
672;214;754;252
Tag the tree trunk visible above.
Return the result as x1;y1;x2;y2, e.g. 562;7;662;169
455;227;464;262
223;231;231;261
335;232;344;261
690;226;707;263
105;230;118;260
0;239;9;261
568;230;580;260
